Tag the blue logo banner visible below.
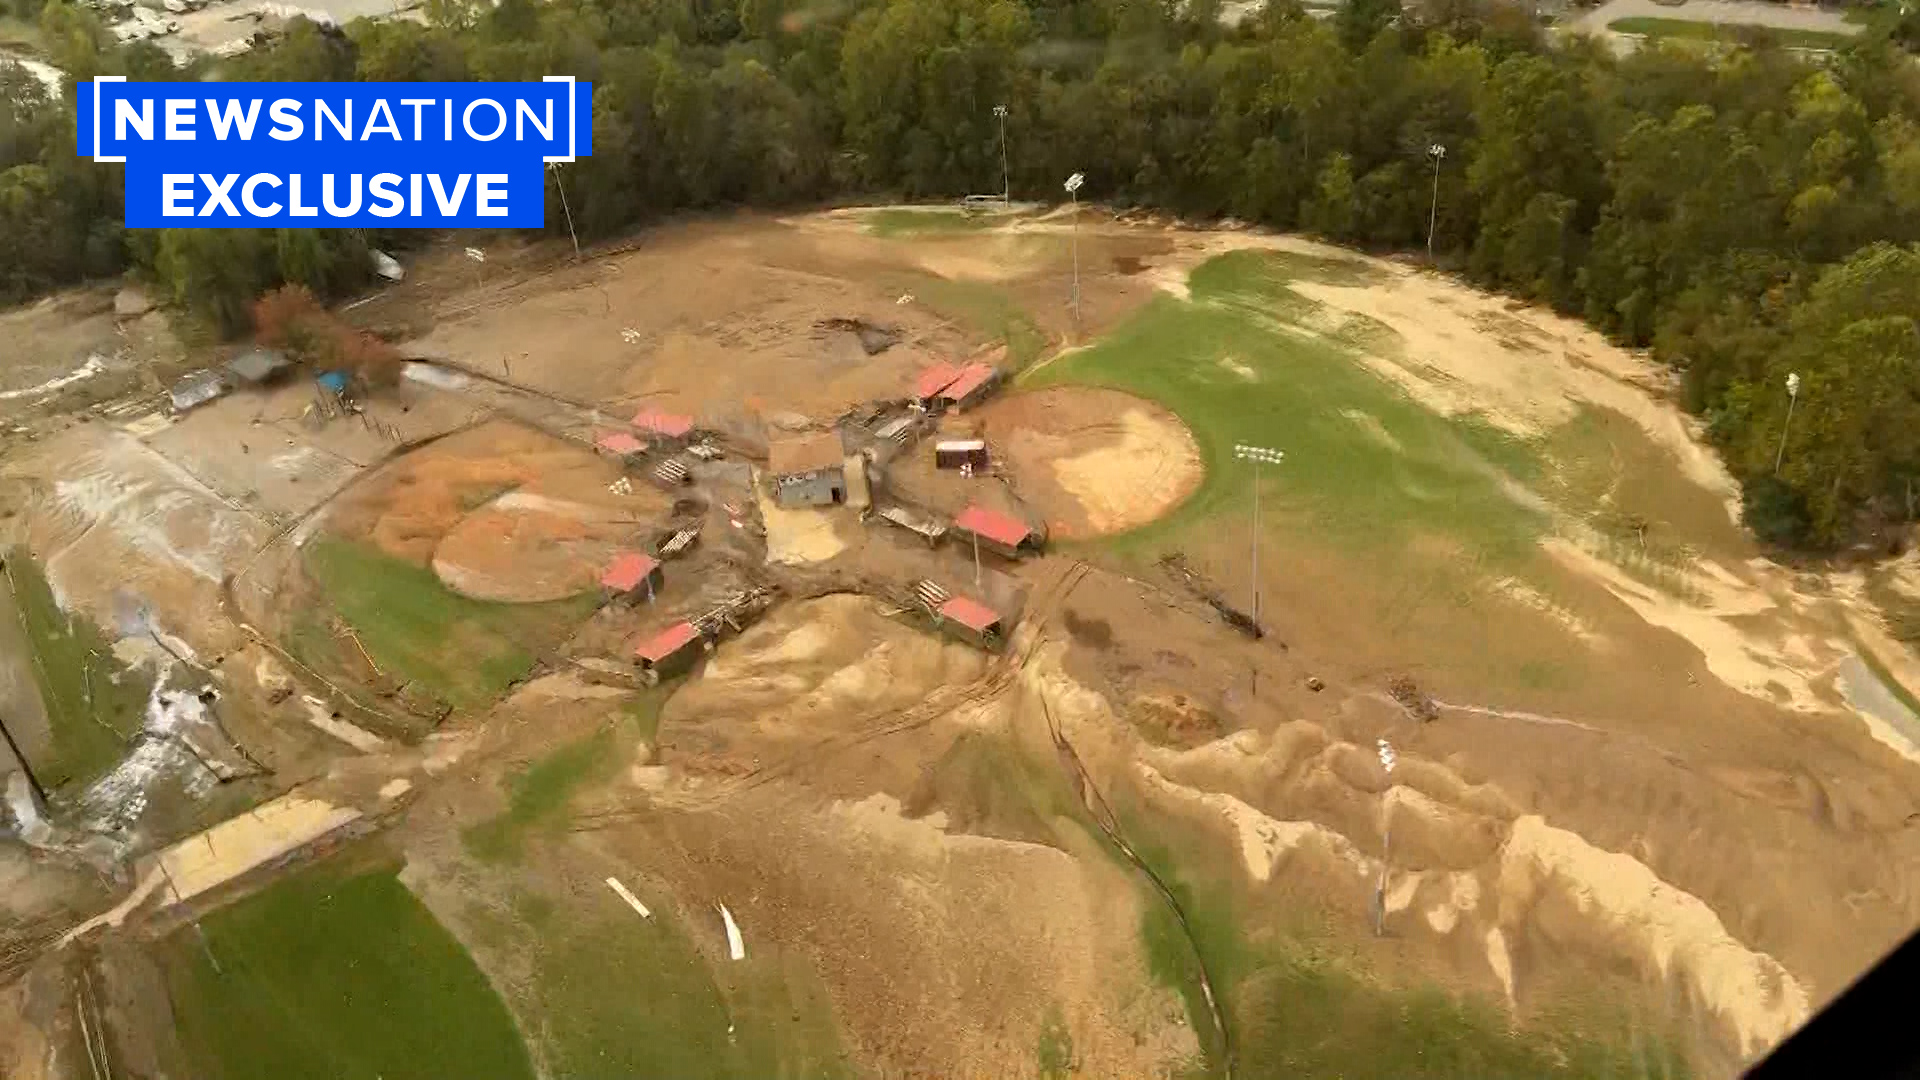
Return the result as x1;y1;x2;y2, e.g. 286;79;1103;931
77;78;593;228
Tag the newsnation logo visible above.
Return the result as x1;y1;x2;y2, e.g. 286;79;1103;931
76;78;593;228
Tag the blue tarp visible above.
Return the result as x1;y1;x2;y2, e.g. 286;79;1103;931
317;371;350;394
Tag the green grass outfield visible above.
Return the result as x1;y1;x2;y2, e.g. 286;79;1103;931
865;207;1002;237
1608;16;1856;50
162;858;537;1080
1023;249;1548;563
3;550;150;788
296;538;596;714
526;896;851;1080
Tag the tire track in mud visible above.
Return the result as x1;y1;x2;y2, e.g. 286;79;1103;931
569;562;1090;822
1041;694;1235;1079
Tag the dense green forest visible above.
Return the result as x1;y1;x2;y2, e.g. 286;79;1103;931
3;0;1920;550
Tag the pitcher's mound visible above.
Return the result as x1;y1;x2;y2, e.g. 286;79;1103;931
979;387;1202;538
431;492;643;603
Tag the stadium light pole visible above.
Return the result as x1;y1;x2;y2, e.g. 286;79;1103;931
1233;444;1283;636
1774;371;1801;477
994;105;1010;207
1426;144;1446;263
1065;171;1085;333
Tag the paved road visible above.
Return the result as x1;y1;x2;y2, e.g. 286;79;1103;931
1571;0;1860;36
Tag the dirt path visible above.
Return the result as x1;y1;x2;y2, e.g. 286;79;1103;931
1571;0;1858;35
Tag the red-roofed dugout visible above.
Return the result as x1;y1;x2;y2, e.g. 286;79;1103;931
600;551;660;593
596;432;644;455
954;504;1032;550
938;595;1002;634
915;362;962;400
938;363;997;405
632;409;695;438
633;621;700;664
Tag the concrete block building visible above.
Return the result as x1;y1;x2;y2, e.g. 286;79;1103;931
768;432;848;508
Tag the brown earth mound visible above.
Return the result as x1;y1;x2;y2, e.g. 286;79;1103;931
431;492;646;602
976;387;1202;538
325;420;671;583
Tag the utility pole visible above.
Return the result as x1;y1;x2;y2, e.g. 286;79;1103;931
993;105;1010;207
550;162;581;261
1065;172;1084;333
1774;371;1801;477
1426;144;1446;263
1233;444;1283;636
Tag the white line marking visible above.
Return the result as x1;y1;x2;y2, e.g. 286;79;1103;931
605;876;651;918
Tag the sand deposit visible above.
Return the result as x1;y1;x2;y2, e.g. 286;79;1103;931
980;387;1202;537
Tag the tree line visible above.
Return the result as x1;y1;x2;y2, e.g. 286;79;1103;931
4;0;1920;550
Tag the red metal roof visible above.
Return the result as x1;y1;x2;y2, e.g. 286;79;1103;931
600;551;660;592
632;409;695;438
914;362;962;400
938;363;997;404
939;595;1002;633
596;431;644;455
633;621;700;663
954;504;1031;548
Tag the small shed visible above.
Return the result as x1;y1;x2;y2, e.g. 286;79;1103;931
596;431;645;461
934;440;989;471
769;432;848;508
168;370;226;413
953;504;1041;558
633;621;703;683
226;347;293;387
938;363;1000;411
600;551;663;602
937;594;1004;646
632;408;695;446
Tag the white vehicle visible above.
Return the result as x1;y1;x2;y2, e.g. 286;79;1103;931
162;0;185;12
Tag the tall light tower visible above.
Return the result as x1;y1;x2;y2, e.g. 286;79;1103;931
993;105;1009;207
1233;444;1283;635
1774;371;1801;477
1065;171;1084;332
1425;144;1446;263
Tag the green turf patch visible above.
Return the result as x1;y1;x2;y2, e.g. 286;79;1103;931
1607;16;1855;49
464;727;615;862
464;688;668;862
299;538;596;713
1036;1003;1076;1079
161;858;537;1080
2;550;150;789
888;272;1049;368
866;207;1000;237
530;898;851;1079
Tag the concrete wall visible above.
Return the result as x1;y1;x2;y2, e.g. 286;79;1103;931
773;467;846;508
